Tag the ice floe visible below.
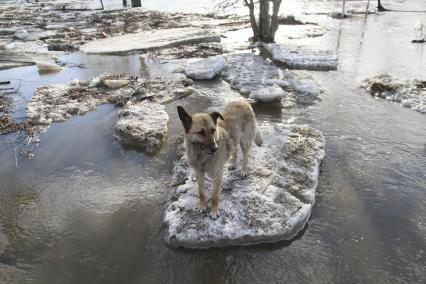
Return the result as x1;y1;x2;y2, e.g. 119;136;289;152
80;27;220;55
184;56;226;80
223;53;323;105
362;74;426;114
35;61;62;73
164;123;325;248
114;102;169;154
263;43;338;71
249;84;286;103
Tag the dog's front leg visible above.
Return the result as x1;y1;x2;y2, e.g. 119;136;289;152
195;170;207;213
210;172;223;219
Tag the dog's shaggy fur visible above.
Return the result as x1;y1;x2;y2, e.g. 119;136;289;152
177;101;262;218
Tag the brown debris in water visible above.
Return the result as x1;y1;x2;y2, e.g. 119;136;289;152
149;43;224;59
0;115;35;136
369;81;399;94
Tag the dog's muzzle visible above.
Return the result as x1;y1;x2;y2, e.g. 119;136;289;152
204;143;218;155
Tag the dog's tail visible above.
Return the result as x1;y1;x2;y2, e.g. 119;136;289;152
254;122;263;146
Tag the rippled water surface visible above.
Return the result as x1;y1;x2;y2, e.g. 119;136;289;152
1;0;425;283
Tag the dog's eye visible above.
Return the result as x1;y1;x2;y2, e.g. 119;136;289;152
210;128;216;134
197;129;205;136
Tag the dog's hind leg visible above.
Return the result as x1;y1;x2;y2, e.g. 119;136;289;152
228;133;240;170
195;170;207;213
240;141;251;177
210;173;223;219
228;142;238;170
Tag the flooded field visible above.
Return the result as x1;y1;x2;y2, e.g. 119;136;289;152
0;0;425;283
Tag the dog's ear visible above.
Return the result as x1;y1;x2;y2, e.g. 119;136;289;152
177;106;192;133
210;112;224;124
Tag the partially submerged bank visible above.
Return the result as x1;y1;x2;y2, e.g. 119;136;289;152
164;123;325;249
362;74;426;114
21;73;196;153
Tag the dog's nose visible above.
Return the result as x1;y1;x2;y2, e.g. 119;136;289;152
207;145;217;155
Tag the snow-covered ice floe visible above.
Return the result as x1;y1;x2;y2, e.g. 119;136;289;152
249;84;286;102
223;53;323;105
80;27;220;55
184;56;226;80
263;43;337;71
362;74;426;114
164;123;325;249
114;102;169;154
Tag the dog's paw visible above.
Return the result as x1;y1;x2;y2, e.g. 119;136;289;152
228;164;236;171
197;205;207;214
209;209;220;219
241;171;248;178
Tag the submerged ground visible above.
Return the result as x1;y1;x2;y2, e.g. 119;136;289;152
0;0;425;283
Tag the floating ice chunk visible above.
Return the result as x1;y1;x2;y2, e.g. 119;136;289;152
223;53;281;94
266;79;290;88
249;84;286;102
114;102;169;154
103;79;130;89
164;123;325;248
35;61;62;73
184;56;226;80
264;43;337;71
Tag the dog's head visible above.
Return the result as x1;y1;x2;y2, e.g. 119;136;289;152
177;106;223;155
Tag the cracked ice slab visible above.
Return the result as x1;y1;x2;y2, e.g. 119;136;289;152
263;43;337;71
249;84;286;102
114;102;169;154
164;123;325;249
184;56;226;80
80;27;221;55
222;53;323;106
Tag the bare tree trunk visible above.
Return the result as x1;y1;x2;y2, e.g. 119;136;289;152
377;0;387;11
123;0;127;7
242;0;283;43
131;0;141;7
259;0;273;42
244;0;260;41
269;0;281;40
99;0;104;10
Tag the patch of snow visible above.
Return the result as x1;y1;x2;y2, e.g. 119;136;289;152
184;56;226;80
249;84;286;103
263;43;337;71
362;74;426;114
164;123;325;248
114;102;169;154
80;27;220;55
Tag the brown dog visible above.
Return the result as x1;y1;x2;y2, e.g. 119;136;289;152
177;101;262;219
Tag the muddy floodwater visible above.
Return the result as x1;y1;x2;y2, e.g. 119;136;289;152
1;0;426;283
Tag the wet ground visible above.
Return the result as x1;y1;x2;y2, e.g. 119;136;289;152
1;0;426;283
